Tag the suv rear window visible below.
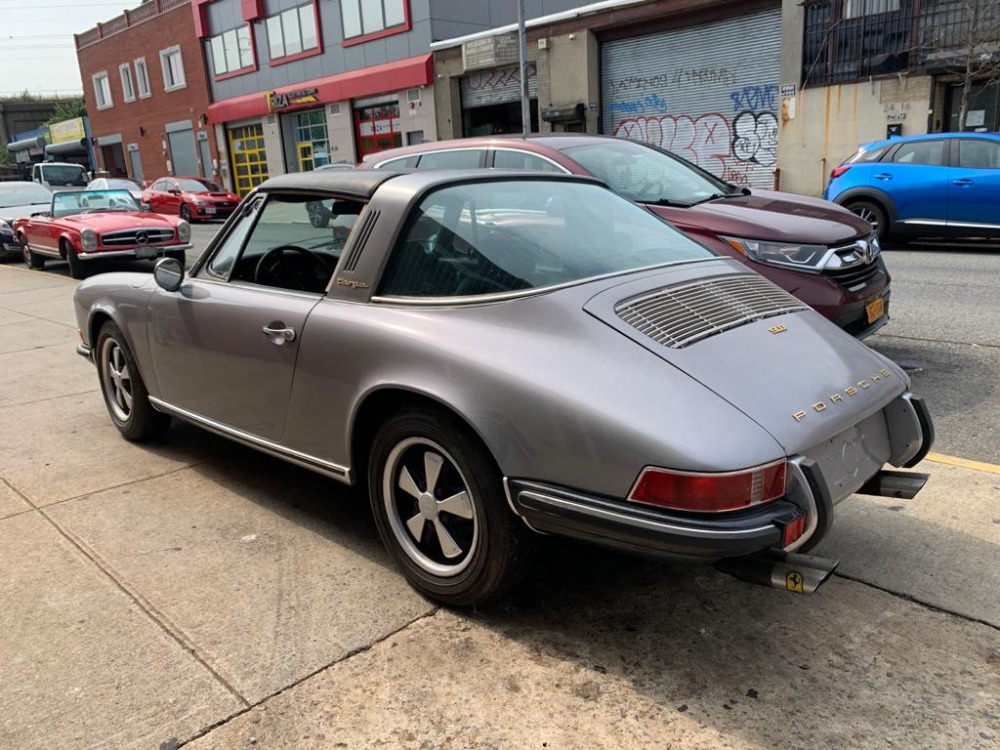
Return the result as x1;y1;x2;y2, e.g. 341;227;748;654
845;145;890;164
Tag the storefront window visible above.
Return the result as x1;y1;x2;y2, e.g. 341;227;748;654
354;101;403;160
228;123;269;197
293;109;330;170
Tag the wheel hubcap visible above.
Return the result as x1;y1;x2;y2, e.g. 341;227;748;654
383;438;478;577
854;207;879;232
101;338;133;422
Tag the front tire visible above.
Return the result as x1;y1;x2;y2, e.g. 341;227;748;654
96;322;171;441
179;204;192;222
846;200;888;242
63;240;86;279
368;406;536;607
307;201;330;228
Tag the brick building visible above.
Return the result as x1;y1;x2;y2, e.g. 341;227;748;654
75;0;221;185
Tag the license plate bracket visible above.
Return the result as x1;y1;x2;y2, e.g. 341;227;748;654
135;247;157;260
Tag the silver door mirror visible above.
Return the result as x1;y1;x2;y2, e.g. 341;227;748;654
153;257;184;292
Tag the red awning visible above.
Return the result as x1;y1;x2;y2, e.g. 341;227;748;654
207;54;433;124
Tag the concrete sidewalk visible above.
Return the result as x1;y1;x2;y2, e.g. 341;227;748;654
1;265;997;750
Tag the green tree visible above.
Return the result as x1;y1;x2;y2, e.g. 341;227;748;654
46;97;87;125
0;142;13;167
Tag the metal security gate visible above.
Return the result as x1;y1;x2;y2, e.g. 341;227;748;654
460;64;539;109
601;7;781;189
167;128;199;178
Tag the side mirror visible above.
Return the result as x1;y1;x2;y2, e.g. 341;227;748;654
169;188;181;195
153;257;184;292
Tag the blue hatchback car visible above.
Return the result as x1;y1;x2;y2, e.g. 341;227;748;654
825;132;1000;242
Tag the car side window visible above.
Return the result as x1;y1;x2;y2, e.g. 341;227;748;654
202;197;262;280
957;139;1000;169
891;140;945;166
415;150;486;169
492;150;566;172
375;155;419;169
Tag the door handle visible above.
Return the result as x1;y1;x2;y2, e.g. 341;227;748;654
261;324;296;344
874;173;893;181
952;178;973;186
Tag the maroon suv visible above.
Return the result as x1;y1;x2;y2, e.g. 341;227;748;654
362;135;889;338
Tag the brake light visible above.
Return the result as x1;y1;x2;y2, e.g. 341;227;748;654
830;165;851;179
629;461;786;513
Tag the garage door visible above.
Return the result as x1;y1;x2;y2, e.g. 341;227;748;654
601;7;781;189
167;128;198;178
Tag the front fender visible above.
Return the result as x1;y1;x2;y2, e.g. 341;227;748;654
58;230;80;257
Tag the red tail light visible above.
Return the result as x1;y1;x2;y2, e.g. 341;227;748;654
782;514;806;547
830;165;851;179
629;461;787;513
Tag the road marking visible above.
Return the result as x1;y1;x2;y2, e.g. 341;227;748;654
924;452;1000;475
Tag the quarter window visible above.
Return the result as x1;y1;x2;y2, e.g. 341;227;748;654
160;46;186;91
492;150;566;172
957;139;1000;169
341;0;407;39
211;25;254;76
415;150;486;169
135;58;151;98
93;72;112;109
120;64;135;103
890;140;945;166
374;155;418;169
266;3;319;61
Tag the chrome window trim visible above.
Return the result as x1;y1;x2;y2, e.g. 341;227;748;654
149;396;351;482
490;147;570;173
372;147;487;170
371;258;716;307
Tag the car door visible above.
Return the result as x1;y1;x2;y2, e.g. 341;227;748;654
947;138;1000;230
147;180;166;212
874;139;951;228
146;194;327;442
164;180;183;215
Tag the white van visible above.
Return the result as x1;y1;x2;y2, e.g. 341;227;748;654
31;162;89;191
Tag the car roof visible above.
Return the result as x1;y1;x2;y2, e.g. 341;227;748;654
258;168;605;199
0;181;42;188
860;131;1000;150
364;133;640;162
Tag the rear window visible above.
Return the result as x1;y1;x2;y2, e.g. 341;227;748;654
416;150;485;169
40;165;88;186
845;145;890;164
378;180;714;299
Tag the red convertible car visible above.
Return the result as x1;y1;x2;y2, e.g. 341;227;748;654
14;189;191;279
141;177;240;222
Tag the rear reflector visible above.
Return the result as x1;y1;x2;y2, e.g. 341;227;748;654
629;461;786;513
830;165;851;179
782;514;806;547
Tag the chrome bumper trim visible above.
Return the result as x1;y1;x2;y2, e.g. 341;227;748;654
79;243;191;260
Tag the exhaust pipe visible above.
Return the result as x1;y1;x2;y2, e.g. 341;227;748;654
716;550;839;595
856;469;929;500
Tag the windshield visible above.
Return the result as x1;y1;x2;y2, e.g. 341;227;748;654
106;179;142;191
40;165;88;186
52;189;140;217
378;180;716;299
562;140;732;205
178;178;222;192
0;183;52;208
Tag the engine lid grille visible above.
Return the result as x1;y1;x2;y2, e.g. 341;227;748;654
615;274;809;349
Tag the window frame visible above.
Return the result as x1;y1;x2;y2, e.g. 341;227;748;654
159;45;187;92
210;24;257;80
119;63;136;103
92;71;113;110
266;1;323;67
956;138;1000;170
134;57;151;99
341;0;411;48
490;148;570;173
887;139;946;167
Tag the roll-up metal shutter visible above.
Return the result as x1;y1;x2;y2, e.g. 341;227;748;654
461;64;539;109
601;7;782;189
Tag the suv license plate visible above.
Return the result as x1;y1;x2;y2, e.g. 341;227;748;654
135;247;157;260
865;296;885;324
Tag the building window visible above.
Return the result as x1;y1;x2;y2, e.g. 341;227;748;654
135;57;151;98
341;0;407;41
93;72;113;109
266;3;320;61
120;63;135;103
211;25;254;77
160;46;186;91
843;0;900;18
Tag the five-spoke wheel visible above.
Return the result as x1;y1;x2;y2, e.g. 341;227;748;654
95;322;171;441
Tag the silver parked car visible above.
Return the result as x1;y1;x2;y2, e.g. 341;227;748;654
73;171;933;606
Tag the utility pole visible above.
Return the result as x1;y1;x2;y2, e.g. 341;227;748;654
517;0;530;134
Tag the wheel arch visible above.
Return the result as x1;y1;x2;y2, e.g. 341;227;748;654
58;233;78;259
349;386;501;488
833;187;899;225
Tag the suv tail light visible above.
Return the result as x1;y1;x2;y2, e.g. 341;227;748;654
830;165;851;179
628;461;787;513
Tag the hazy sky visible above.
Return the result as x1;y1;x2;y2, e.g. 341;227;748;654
0;0;145;96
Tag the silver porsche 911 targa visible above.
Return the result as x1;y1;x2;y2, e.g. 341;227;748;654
73;170;933;606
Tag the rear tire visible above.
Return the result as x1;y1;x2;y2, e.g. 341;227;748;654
368;406;536;607
96;321;171;441
63;240;86;279
22;240;45;270
846;200;888;242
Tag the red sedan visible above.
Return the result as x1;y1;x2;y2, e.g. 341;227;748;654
141;177;240;222
15;189;191;279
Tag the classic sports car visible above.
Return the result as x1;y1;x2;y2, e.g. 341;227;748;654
15;189;191;279
72;171;933;606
